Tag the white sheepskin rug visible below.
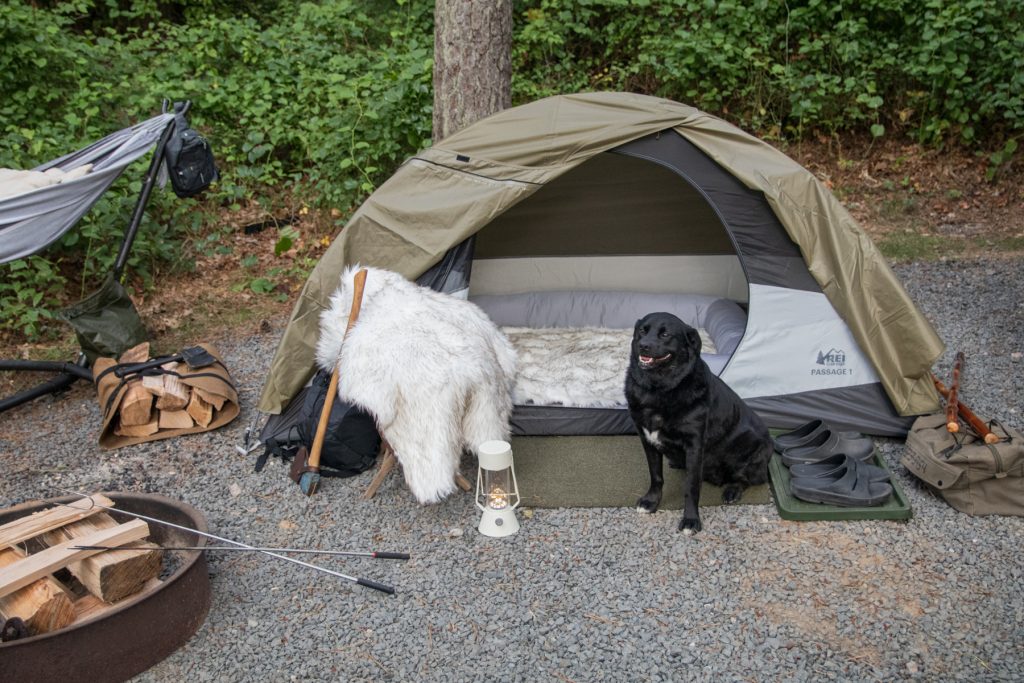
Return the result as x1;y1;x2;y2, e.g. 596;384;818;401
503;326;716;408
316;266;516;505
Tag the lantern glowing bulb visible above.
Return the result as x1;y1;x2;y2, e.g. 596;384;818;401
476;440;520;537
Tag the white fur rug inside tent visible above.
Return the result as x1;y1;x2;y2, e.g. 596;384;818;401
503;326;716;408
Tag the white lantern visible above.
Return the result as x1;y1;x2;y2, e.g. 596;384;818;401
476;440;520;537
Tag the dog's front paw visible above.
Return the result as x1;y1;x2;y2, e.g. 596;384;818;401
721;484;744;504
635;491;661;514
678;515;702;535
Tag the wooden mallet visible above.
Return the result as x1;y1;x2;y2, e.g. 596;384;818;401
299;268;368;497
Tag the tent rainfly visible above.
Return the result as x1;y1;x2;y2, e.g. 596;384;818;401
259;92;944;437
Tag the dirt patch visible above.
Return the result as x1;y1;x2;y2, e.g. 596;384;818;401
782;135;1024;258
741;523;953;669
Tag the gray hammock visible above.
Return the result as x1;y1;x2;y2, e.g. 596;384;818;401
0;112;176;264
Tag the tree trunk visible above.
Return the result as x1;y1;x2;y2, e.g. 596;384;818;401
432;0;513;143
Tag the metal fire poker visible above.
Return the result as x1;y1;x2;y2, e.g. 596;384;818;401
71;545;409;560
53;490;396;594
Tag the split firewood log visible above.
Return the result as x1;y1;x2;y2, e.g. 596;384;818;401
41;513;161;603
118;342;153;426
155;362;189;411
158;409;194;430
0;547;76;635
186;390;213;428
0;519;149;599
115;418;159;438
193;386;226;412
0;494;114;548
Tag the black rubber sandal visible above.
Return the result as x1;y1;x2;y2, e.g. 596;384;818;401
780;429;874;466
789;459;893;507
772;419;829;452
788;453;890;483
773;419;863;453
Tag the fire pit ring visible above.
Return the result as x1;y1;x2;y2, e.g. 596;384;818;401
0;492;211;682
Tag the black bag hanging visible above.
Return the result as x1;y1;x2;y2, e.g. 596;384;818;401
163;101;219;198
256;369;380;478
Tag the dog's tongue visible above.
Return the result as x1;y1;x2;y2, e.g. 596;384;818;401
639;355;653;363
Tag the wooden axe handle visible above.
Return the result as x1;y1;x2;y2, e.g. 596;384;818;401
931;372;1000;444
308;269;368;470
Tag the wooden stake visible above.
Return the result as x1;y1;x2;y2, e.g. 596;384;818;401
361;448;397;501
361;442;473;499
932;373;1000;444
0;494;114;548
946;352;964;433
42;513;161;603
0;547;75;636
0;519;150;599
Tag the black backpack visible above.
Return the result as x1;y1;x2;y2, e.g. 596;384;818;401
255;369;380;478
164;101;219;198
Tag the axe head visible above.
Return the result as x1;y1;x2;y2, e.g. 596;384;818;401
180;345;217;369
288;446;310;484
299;471;320;496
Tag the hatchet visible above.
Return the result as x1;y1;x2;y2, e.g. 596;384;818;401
299;268;368;496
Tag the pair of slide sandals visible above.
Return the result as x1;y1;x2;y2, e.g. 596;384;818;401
789;454;893;507
775;420;892;507
773;418;874;467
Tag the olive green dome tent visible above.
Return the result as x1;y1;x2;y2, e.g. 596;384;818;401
259;92;943;436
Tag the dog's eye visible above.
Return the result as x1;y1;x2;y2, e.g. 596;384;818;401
658;329;669;338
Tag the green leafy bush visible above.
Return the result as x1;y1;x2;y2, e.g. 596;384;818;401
512;0;1024;143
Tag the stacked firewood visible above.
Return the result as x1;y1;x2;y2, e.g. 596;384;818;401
0;494;162;640
113;342;225;437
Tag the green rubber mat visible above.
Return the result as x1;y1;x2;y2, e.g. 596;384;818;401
511;435;772;509
768;452;912;521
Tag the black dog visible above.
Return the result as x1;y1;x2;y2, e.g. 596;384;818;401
625;312;771;534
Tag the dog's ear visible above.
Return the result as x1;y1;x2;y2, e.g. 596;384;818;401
686;326;703;353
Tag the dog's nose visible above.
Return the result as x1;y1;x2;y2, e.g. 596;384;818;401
638;343;650;355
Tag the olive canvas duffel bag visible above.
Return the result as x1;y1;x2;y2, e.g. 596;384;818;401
903;412;1024;516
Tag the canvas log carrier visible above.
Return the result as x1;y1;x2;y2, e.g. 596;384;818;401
93;344;239;449
903;413;1024;516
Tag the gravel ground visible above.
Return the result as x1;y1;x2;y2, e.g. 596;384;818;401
1;257;1022;682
